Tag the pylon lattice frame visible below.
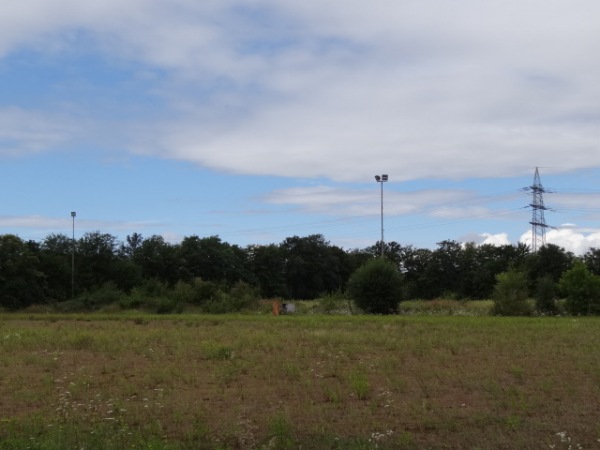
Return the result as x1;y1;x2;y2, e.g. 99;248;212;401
528;167;549;253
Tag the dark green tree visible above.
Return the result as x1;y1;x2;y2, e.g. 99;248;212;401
583;247;600;276
134;235;182;285
411;240;464;299
347;258;403;314
526;243;573;287
76;231;118;291
535;275;559;315
281;234;344;299
39;233;73;301
460;243;529;300
397;246;433;299
0;234;46;309
119;232;144;259
179;235;248;285
245;244;287;298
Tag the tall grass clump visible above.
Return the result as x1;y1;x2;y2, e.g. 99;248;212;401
316;291;350;314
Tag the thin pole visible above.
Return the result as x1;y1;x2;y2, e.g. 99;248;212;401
71;211;76;299
380;180;384;257
375;175;387;257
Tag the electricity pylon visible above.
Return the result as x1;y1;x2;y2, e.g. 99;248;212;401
526;167;550;253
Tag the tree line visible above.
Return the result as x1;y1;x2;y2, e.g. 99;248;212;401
1;231;600;312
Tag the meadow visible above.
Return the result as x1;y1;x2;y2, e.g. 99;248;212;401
1;312;599;449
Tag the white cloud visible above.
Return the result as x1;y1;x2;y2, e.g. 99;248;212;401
0;108;74;156
519;226;600;256
1;1;600;182
479;232;511;247
263;185;507;219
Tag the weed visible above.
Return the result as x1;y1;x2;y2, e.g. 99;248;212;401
201;342;234;361
349;370;370;400
510;365;525;382
267;413;295;450
505;414;522;429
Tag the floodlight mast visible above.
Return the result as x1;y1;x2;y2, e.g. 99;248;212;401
71;211;76;299
374;174;388;257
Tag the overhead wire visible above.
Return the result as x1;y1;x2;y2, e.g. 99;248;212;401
226;188;529;241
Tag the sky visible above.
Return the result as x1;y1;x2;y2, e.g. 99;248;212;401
1;0;600;254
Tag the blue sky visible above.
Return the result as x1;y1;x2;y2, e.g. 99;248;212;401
2;1;600;254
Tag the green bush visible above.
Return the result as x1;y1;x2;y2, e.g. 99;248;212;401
317;291;346;314
191;278;221;305
492;270;531;316
201;281;259;313
172;280;195;303
80;282;124;309
154;297;184;314
346;258;403;314
559;260;600;315
120;279;170;310
228;281;260;309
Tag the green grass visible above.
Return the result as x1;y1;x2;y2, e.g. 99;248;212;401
0;313;599;449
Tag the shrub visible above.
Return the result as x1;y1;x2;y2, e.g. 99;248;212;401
80;282;124;309
347;258;403;314
228;280;260;309
492;270;531;316
172;280;195;303
154;297;184;314
317;291;346;314
559;260;600;315
202;281;259;313
120;279;170;310
191;278;221;305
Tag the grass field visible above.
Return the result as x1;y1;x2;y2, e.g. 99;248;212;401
1;313;599;449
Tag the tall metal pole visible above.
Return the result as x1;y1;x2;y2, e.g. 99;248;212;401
380;180;384;256
374;175;388;257
71;211;76;299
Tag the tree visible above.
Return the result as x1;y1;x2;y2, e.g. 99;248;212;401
534;275;559;315
0;234;46;309
492;270;531;316
460;243;529;300
281;235;344;299
583;247;600;276
526;243;573;287
559;260;600;315
120;232;144;259
40;233;73;300
76;231;119;291
245;244;286;298
347;258;403;314
397;246;433;299
134;235;182;285
179;235;248;285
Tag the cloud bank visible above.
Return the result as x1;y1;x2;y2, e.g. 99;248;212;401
1;1;599;182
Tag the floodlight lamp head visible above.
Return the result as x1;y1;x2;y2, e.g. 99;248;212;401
71;211;76;218
382;174;388;181
374;175;381;182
